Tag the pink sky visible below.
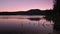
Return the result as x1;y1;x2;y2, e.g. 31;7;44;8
0;0;53;12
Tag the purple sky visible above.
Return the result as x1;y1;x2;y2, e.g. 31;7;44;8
0;0;53;12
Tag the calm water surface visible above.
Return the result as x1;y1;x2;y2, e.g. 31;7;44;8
0;15;54;33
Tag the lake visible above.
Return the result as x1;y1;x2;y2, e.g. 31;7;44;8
0;15;54;34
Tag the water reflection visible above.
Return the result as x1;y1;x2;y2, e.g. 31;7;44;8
0;15;54;33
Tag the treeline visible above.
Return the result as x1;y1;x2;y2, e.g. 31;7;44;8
0;9;52;16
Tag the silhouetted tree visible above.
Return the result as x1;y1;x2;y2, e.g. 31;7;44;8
53;0;60;31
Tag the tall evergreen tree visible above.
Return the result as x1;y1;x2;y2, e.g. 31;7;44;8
53;0;60;31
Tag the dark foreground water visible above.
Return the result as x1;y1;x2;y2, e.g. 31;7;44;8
0;15;54;34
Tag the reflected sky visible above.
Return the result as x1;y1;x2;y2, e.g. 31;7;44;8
0;15;54;24
0;15;54;33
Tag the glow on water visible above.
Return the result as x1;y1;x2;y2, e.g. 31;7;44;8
0;15;54;33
